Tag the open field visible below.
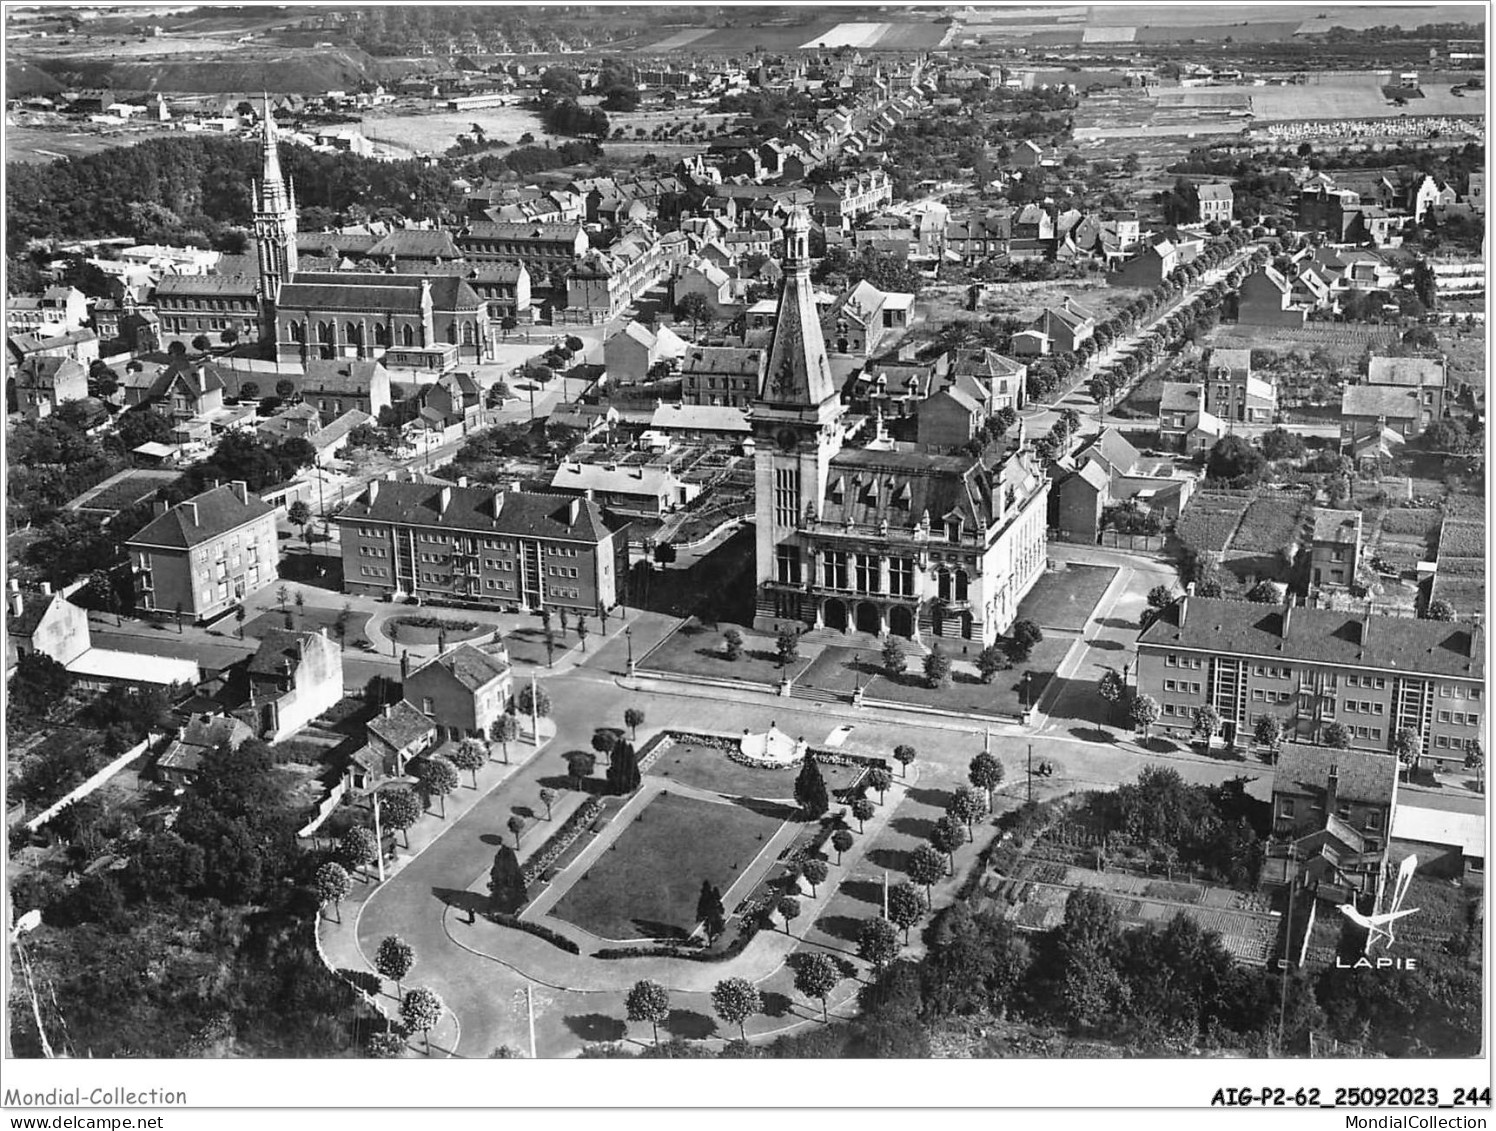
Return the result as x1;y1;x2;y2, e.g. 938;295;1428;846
1177;493;1251;556
1230;493;1311;555
358;105;544;155
546;790;788;941
1208;323;1398;362
865;635;1071;719
975;279;1145;326
4;122;179;163
627;19;949;52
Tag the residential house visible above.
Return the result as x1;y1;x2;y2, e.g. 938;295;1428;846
311;409;374;464
1341;385;1424;444
1266;742;1398;895
420;371;485;433
126;481;279;621
298;358;393;424
915;384;985;449
10;356;86;419
602;320;688;383
1309;508;1362;590
157;714;255;787
349;699;439;793
1030;299;1096;354
949;349;1026;412
404;643;513;743
1111;237;1183;288
6;286;89;337
240;628;344;742
681;346;766;408
8;329;101;370
1185;183;1234;225
1365;354;1446;426
822;279;914;358
1158;382;1226;454
1237;265;1308;328
6;582;90;667
336;476;629;617
673;259;735;319
1203;348;1276;424
1136;596;1484;768
647;403;754;445
149;362;226;422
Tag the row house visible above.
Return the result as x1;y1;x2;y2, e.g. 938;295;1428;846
811;170;893;230
6;285;88;338
1203;348;1276;424
681;345;766;408
1136;596;1484;770
241;628;344;743
562;233;669;324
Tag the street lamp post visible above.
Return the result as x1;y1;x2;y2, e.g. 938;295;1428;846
625;625;634;677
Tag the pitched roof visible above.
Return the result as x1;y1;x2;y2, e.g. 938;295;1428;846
1366;355;1445;388
127;483;275;549
648;403;752;433
1273;743;1398;809
248;628;322;677
410;643;509;692
278;273;483;313
1080;427;1141;476
14;356;86;389
1193;183;1233;201
368;698;437;751
681;346;766;377
155;274;259;297
1311;507;1361;544
7;590;75;639
316;409;374;449
366;229;460;259
549;462;679;497
337;480;613;543
1160;381;1204;412
1140;596;1483;680
1207;347;1252;373
301;358;390;393
1342;384;1421;420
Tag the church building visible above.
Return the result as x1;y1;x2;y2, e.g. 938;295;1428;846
751;208;1049;646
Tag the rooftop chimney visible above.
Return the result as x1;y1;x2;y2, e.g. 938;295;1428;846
457;475;469;489
568;497;581;525
10;590;23;618
39;582;51;597
1326;763;1339;816
1471;622;1484;661
1177;595;1188;629
183;501;199;526
6;579;17;593
438;485;452;515
1185;581;1196;597
368;480;380;505
1282;604;1293;638
1361;613;1372;648
231;480;249;505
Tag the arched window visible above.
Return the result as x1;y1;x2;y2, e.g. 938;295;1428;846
317;321;333;344
401;324;415;348
346;322;359;344
462;321;475;346
290;320;305;343
954;569;969;602
446;322;458;345
937;569;951;602
374;324;390;347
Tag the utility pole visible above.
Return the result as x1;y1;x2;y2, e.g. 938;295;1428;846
531;671;540;751
1277;846;1298;1056
526;985;537;1059
372;792;385;884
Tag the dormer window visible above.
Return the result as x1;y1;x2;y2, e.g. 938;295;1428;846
893;483;912;511
946;518;962;542
861;477;879;506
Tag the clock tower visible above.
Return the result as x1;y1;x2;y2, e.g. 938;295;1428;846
750;206;846;632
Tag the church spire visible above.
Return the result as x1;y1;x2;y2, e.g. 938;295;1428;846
258;94;290;214
759;206;839;416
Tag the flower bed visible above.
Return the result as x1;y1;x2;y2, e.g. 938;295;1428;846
485;911;581;955
521;797;604;888
634;732;674;776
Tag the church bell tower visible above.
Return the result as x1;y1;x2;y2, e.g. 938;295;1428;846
253;96;298;322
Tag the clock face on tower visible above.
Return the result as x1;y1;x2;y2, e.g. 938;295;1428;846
777;428;800;453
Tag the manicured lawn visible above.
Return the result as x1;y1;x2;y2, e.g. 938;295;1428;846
387;614;492;646
649;740;864;800
638;619;809;687
865;636;1073;718
1017;564;1118;633
243;605;371;645
546;791;788;941
796;645;875;695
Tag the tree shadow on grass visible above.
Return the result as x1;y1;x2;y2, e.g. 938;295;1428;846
432;886;488;917
1068;726;1115;744
891;815;935;839
728;795;799;821
632;917;689;941
815;913;866;944
1089;639;1125;651
906;786;950;808
838;878;883;907
666;1009;718;1040
760;990;793;1019
512;804;537;821
479;833;505;846
564;1013;628;1042
866;846;906;871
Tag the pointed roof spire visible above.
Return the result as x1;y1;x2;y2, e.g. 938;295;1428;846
759;205;838;413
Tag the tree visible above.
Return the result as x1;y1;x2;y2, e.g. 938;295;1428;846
576;614;589;652
234;604;247;639
418;756;459;818
695;880;726;937
881;636;908;676
367;1031;406;1058
1192;704;1224;743
1005;619;1043;663
287;499;313;545
380;788;421;848
975;644;1009;683
1206;434;1264;483
867;767;893;804
538;788;556;820
1254;714;1286;757
1130;694;1161;739
337;826;379;880
625;980;672;1046
850;796;875;833
795;752;830;818
375;936;415;997
801;857;829;897
450;738;486;788
858;916;901;972
831;828;855;865
490;714;520;763
1464;738;1483;791
623;707;645;740
504;814;525;849
723;628;743;661
674;291;713;335
276;583;290;611
333;602;352;651
606;738;641;796
517;683;551;719
1392;726;1423;771
893;744;917;778
1322;721;1353;750
886;880;927;943
276;378;297;401
1245;580;1278;604
1146;584;1174;611
907;843;947;902
241;381;261;400
946;784;987;833
778;894;802;934
564;749;596;789
400;988;443;1055
711;977;762;1041
929;816;967;872
1426;598;1456;622
7;651;73;722
1097;669;1128;723
314;861;352;922
488;844;526;912
1260;427;1307;462
793;952;842;1023
968;752;1004;809
923;644;952;689
775;627;800;668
